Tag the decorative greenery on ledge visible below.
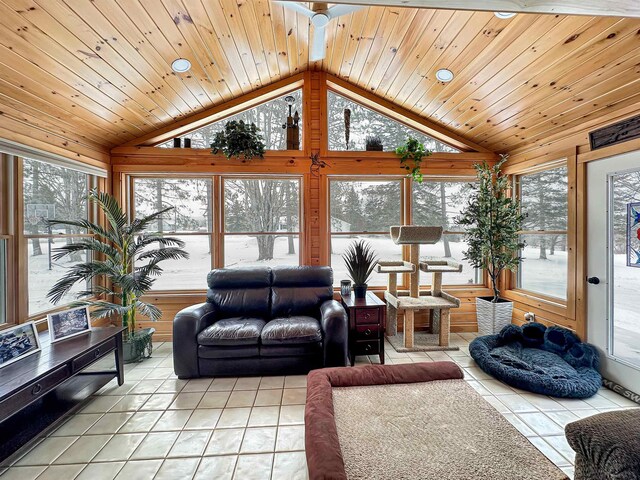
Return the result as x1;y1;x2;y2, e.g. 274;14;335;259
211;120;266;160
395;138;432;183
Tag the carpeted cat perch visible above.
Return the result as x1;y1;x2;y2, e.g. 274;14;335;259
470;323;602;399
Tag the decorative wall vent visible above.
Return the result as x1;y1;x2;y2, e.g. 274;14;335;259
589;114;640;150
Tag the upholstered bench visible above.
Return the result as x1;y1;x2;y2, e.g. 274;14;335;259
565;408;640;479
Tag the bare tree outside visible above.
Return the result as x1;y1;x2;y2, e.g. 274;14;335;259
157;90;303;150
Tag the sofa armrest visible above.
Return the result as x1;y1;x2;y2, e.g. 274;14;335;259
173;302;217;379
320;300;349;367
565;409;640;478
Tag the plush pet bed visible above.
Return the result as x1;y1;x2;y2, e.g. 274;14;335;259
469;323;601;399
305;362;567;480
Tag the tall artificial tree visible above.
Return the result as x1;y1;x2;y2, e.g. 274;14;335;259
457;157;524;302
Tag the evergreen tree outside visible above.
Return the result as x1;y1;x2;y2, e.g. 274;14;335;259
327;91;459;153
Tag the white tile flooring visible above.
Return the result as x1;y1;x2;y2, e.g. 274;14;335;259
1;332;638;480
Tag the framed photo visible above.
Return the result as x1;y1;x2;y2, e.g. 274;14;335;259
627;201;640;268
0;322;42;369
47;306;92;343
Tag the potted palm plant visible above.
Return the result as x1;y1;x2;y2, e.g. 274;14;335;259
47;190;189;363
342;240;378;298
457;156;524;335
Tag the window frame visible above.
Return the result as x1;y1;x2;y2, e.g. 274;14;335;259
325;88;460;154
411;176;484;287
510;160;571;305
128;173;305;292
221;175;304;269
19;158;98;318
327;175;486;290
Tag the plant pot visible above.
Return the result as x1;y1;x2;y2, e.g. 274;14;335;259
476;297;513;336
353;284;368;299
123;327;156;364
365;145;383;151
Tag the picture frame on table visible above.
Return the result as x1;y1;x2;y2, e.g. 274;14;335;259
0;321;41;369
47;306;92;344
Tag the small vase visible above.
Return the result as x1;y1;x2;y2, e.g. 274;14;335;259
353;284;367;299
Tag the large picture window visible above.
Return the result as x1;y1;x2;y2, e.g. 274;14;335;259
329;179;403;286
223;178;301;267
412;180;482;285
133;178;213;290
157;90;303;150
327;91;459;153
0;239;6;324
516;165;569;300
22;158;92;315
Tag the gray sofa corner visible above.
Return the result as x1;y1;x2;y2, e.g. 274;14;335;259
565;408;640;479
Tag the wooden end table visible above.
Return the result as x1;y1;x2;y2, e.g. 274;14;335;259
341;291;386;366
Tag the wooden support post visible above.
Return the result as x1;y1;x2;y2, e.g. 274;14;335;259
409;244;419;298
404;310;415;348
387;273;398;336
439;309;450;347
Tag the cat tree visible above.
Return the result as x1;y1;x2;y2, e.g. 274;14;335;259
376;226;461;349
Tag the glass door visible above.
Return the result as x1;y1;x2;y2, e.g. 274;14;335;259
587;151;640;393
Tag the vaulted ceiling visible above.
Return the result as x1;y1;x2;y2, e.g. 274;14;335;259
1;0;639;154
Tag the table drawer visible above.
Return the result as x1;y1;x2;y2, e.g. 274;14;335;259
355;309;380;325
354;340;379;356
72;337;116;373
355;324;380;341
0;365;71;422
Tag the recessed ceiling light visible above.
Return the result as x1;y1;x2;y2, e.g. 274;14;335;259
171;58;191;73
436;69;454;83
494;12;516;19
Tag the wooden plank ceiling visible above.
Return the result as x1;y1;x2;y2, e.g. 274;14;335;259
0;0;639;153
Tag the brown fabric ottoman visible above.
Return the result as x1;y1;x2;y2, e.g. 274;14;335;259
565;409;640;480
304;361;464;480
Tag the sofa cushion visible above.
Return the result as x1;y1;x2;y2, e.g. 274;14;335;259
198;345;259;359
261;316;323;345
198;318;266;346
271;266;333;318
206;267;271;318
261;342;322;357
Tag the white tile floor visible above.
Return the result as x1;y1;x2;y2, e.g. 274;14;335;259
1;332;638;480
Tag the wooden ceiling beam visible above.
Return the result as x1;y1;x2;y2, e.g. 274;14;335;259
119;73;306;147
277;0;640;18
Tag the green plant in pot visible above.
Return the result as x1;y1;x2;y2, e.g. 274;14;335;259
395;137;432;183
342;240;378;298
46;190;189;363
210;120;266;160
456;155;525;335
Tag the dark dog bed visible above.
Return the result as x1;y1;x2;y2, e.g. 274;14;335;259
470;323;601;399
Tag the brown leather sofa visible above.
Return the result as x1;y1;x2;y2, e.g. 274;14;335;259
173;266;349;378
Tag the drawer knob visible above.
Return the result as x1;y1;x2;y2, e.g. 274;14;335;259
31;384;42;395
364;328;371;336
94;349;100;358
365;344;372;352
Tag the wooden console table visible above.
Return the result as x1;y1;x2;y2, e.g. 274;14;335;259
341;291;386;366
0;326;125;462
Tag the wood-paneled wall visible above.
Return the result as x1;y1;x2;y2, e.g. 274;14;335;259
504;110;640;340
113;71;498;341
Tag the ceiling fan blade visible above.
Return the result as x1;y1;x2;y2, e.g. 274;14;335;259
327;4;363;19
309;24;327;61
274;1;315;18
